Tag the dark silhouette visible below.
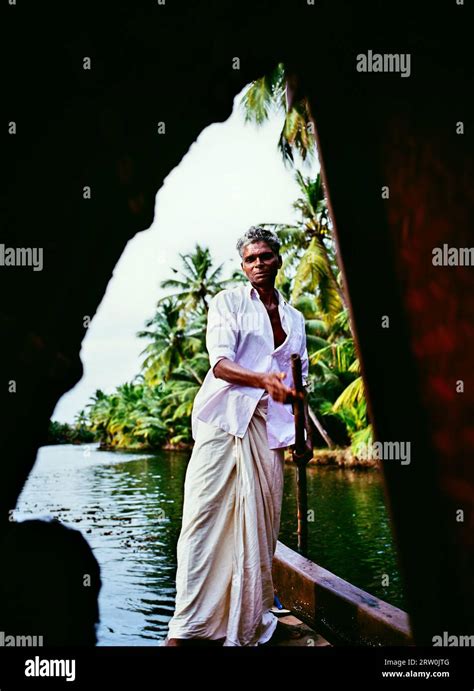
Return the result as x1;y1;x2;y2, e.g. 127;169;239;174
0;519;101;646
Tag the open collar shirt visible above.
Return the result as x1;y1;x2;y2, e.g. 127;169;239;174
191;283;309;450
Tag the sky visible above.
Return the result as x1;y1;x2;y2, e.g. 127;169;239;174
53;86;319;423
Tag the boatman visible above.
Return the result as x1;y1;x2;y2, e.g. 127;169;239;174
165;226;310;647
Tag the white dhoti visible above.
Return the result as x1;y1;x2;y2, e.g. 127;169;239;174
166;396;285;646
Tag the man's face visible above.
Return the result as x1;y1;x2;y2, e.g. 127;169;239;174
241;241;282;287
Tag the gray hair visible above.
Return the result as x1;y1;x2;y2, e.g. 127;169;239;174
236;226;281;258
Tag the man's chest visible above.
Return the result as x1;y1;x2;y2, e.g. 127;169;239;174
264;303;287;349
234;297;298;355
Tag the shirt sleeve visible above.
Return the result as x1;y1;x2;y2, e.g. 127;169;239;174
206;293;239;371
299;313;309;387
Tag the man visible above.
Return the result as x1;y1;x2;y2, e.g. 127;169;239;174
165;226;309;647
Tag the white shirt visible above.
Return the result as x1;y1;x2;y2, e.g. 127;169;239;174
191;283;309;449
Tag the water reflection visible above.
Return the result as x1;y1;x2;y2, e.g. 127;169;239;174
281;466;404;611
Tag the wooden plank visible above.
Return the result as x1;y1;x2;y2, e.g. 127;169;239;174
273;541;412;646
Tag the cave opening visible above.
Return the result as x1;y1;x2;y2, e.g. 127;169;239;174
8;70;406;646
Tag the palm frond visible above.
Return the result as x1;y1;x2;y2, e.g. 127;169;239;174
240;64;286;125
332;376;365;411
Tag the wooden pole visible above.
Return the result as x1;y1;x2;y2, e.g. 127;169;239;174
290;353;311;557
295;456;308;556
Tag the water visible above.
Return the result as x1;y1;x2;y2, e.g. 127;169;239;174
14;444;404;645
280;465;404;611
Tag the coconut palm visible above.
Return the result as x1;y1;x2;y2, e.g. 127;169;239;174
128;383;168;447
241;65;348;323
86;389;118;447
265;172;347;321
298;297;371;448
158;353;211;445
158;244;228;316
240;62;316;166
137;298;204;384
86;381;169;449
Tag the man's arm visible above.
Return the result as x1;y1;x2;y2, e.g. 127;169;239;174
206;293;297;404
213;358;296;404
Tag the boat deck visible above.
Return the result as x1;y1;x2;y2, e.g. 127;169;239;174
264;613;331;647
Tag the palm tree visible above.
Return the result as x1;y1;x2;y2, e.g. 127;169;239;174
240;62;317;166
158;353;211;445
137;298;204;384
264;172;347;326
128;382;168;447
158;244;227;316
297;295;371;449
85;380;169;449
86;389;118;447
241;65;348;321
74;409;89;427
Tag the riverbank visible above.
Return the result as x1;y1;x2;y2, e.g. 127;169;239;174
49;437;378;469
94;441;378;469
284;447;378;469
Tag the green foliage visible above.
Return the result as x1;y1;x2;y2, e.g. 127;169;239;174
85;381;168;449
47;414;95;445
137;300;204;384
241;63;286;126
240;62;317;166
351;424;374;456
158;243;229;315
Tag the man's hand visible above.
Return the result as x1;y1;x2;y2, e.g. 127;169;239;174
261;372;297;404
212;359;303;404
291;442;313;464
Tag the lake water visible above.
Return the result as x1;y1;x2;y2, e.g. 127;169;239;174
14;444;404;645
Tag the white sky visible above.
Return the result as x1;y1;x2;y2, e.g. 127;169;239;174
53;86;319;423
